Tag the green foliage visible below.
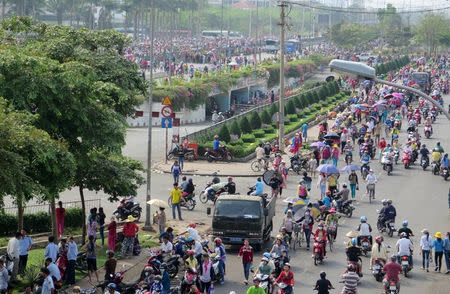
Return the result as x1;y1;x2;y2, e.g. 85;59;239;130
269;103;278;115
260;110;272;125
414;13;450;53
241;134;256;143
286;100;297;115
253;130;266;138
331;22;378;48
218;125;231;143
249;112;262;129
239;116;252;134
229;139;244;146
375;56;410;75
263;58;319;88
263;126;276;134
288;114;299;122
229;120;241;137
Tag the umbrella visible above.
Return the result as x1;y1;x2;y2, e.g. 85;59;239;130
263;170;275;186
346;231;358;238
323;133;340;140
383;94;393;99
316;164;339;174
147;199;169;208
392;93;403;99
228;61;238;66
340;164;361;172
373;100;386;107
310;141;326;148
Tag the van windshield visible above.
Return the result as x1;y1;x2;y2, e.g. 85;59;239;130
215;200;261;219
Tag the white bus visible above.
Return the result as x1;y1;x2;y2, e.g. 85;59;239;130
202;30;243;39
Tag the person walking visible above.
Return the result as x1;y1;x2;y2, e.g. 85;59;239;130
0;258;9;293
443;232;450;274
87;208;98;240
7;232;21;282
157;207;166;234
198;253;213;294
432;232;445;272
317;173;327;199
121;215;139;257
178;146;185;170
171;160;182;184
44;236;58;263
97;207;106;246
18;229;33;275
238;239;253;285
348;170;359;199
107;217;117;252
55;201;66;239
170;182;183;220
82;235;100;283
66;236;77;285
331;144;340;167
420;229;432;272
40;267;55;294
301;122;308;143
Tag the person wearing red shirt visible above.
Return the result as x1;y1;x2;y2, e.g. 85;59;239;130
383;255;402;291
55;201;66;239
275;263;294;293
314;223;328;256
238;239;254;285
121;215;139;257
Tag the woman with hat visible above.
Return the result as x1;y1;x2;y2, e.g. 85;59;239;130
121;215;139;257
419;229;432;271
432;232;445;272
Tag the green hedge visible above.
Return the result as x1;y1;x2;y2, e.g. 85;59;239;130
263;126;275;134
0;208;83;237
241;134;256;143
253;129;266;138
375;56;410;75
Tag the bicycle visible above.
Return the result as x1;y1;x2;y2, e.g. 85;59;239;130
366;183;375;203
292;223;304;250
250;158;269;172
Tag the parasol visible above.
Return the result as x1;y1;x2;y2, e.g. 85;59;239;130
316;164;339;174
340;164;361;172
147;199;169;208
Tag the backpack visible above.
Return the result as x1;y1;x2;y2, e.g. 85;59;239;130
172;165;181;176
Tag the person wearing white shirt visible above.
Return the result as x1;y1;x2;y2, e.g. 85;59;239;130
45;258;61;282
40;267;55;294
0;259;9;292
365;170;377;199
419;229;432;271
7;232;21;281
179;223;200;241
396;233;413;266
44;236;58;263
160;237;173;254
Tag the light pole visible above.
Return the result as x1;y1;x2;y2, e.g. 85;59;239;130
278;1;287;150
329;59;450;120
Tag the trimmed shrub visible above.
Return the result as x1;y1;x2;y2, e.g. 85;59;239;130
250;112;262;129
239;116;252;133
260;110;272;125
312;91;320;103
269;103;278;115
263;126;275;134
218;125;231;143
286;100;296;115
241;134;256;143
229;120;241;137
229;139;244;146
253;129;266;138
288;114;299;122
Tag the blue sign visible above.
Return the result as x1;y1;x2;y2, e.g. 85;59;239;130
161;117;172;128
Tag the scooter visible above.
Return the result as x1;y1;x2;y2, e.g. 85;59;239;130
381;153;393;175
385;279;399;294
256;273;273;294
372;258;385;282
420;156;429;170
276;282;293;294
313;238;326;265
204;146;232;162
424;126;432;139
360;236;371;256
402;152;411;169
400;255;412;277
441;167;449;181
167;144;195;161
377;211;396;237
393;149;399;165
290;155;301;174
199;182;227;204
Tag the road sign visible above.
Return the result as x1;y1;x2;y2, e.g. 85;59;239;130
161;117;172;128
162;96;172;106
161;105;174;118
152;111;160;118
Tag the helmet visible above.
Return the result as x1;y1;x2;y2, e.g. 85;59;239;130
422;144;426;148
329;207;336;214
263;252;271;259
381;199;387;205
342;183;347;188
214;238;222;245
375;236;383;244
390;255;397;262
261;257;269;262
160;263;167;270
347;264;356;271
186;250;194;256
351;238;357;246
402;220;408;227
360;216;367;223
437;141;441;146
320;271;326;278
400;232;407;238
387;199;392;205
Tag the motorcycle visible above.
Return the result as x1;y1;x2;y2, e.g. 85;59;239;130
204;146;232;162
381;153;393;175
347;259;363;277
199;182;227;204
393;149;399;165
168;192;196;210
75;252;88;273
211;255;224;284
313;238;326;265
400;255;412;277
345;151;353;165
431;161;440;175
360;236;371;256
420;156;429;170
377;211;396;237
411;149;418;163
338;199;355;218
290;155;301;174
424;126;432;139
385;279;399;294
141;251;180;279
402;152;411;169
167;144;195;161
361;163;370;179
113;198;142;221
276;282;293;294
256;273;273;294
441;167;449;181
372;258;385;282
430;110;437;122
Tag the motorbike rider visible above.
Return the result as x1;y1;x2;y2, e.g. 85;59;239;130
335;184;350;211
346;238;363;277
397;220;414;239
212;135;221;154
370;236;389;269
440;153;449;171
396;232;414;267
341;262;360;293
314;222;328;257
274;263;294;294
433;142;445;154
213;238;226;284
224;177;236;195
380;199;396;229
382;255;402;292
296;210;314;250
250;177;264;196
183;178;195;198
419;144;430;164
325;208;339;240
356;216;373;246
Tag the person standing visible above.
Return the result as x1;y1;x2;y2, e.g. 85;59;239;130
66;236;77;285
171;160;182;184
82;235;100;283
170;182;183;220
157;207;166;234
121;215;139;257
348;170;359;199
432;232;445;272
301;122;308;143
107;217;117;252
0;258;9;293
44;236;58;263
238;239;253;285
443;232;450;274
18;229;33;275
55;201;66;239
419;229;432;272
7;232;21;281
97;207;106;246
87;208;98;240
40;267;55;294
198;253;213;294
178;147;185;171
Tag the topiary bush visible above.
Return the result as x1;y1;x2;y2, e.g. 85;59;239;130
218;125;231;143
229;139;244;146
286;100;296;114
250;112;262;129
260;109;272;125
241;133;256;143
269;103;278;115
239;116;252;134
288;114;299;122
253;129;266;138
229;120;241;137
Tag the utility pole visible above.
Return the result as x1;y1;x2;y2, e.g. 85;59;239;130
278;1;287;150
144;0;155;231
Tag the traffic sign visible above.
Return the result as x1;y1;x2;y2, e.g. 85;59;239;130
161;117;172;128
152;111;160;118
161;105;174;118
162;96;172;106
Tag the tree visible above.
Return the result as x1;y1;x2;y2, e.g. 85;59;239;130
218;125;231;143
415;13;450;54
239;116;252;134
229;120;241;136
377;4;410;47
260;110;271;125
269;103;278;116
330;22;378;48
250;112;262;129
286;100;296;115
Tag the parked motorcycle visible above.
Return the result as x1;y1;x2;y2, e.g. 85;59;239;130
113;198;142;221
167;144;195;161
204;146;232;162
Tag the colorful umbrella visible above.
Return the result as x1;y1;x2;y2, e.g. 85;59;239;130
392;93;403;99
340;164;361;172
263;170;275;186
323;133;340;140
316;164;339;174
311;141;326;148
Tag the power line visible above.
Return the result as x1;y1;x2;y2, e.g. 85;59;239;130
283;1;450;14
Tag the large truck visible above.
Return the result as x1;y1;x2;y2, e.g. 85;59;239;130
211;195;276;250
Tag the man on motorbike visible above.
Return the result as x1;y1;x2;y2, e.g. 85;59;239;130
382;255;402;292
420;144;430;163
381;200;397;229
397;220;414;239
440;153;449;171
224;177;236;195
335;184;350;211
396;233;413;267
356;216;373;246
341;263;360;293
213;135;220;153
246;277;266;294
213;238;226;284
274;263;294;294
183;178;195;198
370;236;389;269
250;178;264;196
346;238;363;277
325;208;339;240
434;142;445;154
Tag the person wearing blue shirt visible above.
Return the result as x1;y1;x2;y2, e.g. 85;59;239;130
301;122;308;142
66;236;78;285
441;153;449;168
443;232;450;274
44;236;58;263
45;258;61;282
18;229;33;274
251;178;264;196
322;193;332;209
432;232;445;272
40;267;55;294
213;135;220;151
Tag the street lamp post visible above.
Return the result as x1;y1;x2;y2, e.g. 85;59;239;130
329;59;450;120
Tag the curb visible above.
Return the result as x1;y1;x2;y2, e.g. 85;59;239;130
152;168;260;177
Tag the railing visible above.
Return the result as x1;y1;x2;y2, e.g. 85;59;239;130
1;199;102;215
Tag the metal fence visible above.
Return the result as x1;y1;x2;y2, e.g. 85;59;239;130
1;199;102;215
